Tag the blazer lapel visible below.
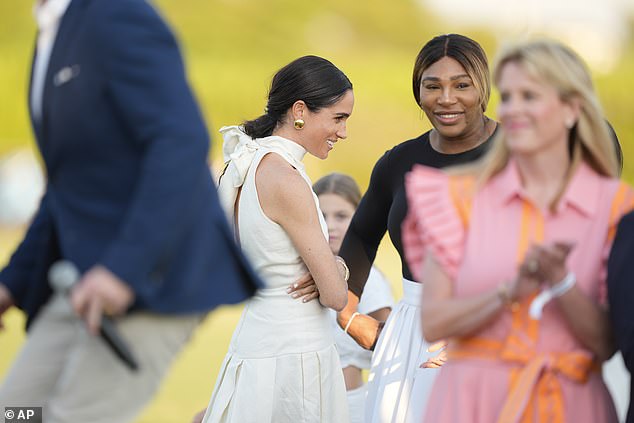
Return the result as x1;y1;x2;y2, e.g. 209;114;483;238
28;42;44;145
40;0;86;144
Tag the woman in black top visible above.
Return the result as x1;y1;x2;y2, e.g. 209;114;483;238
337;34;498;423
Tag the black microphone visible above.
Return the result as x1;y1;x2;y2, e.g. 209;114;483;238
48;260;140;371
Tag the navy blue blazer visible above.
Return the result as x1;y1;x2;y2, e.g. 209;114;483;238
608;210;634;423
0;0;261;327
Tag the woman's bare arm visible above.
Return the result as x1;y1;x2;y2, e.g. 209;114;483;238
256;153;347;310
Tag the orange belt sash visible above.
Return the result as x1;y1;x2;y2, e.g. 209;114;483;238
449;337;598;423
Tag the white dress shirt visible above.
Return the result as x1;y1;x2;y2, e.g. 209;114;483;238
31;0;72;121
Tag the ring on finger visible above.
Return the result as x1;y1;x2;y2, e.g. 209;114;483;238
527;259;539;274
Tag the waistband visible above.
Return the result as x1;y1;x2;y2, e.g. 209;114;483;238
450;337;598;423
230;286;334;357
400;278;422;306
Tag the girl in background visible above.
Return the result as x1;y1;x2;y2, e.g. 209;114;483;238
314;173;394;423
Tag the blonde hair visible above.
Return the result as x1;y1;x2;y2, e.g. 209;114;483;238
457;40;619;195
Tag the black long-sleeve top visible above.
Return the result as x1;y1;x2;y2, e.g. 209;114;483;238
340;129;495;297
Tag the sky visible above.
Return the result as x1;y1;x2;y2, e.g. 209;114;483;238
421;0;634;72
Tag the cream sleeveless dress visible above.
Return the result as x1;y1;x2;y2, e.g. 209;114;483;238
202;126;349;423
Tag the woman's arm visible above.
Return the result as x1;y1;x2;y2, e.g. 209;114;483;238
421;253;541;342
555;287;614;361
368;307;391;322
257;154;347;310
421;255;507;342
531;243;615;362
364;267;394;322
336;292;381;349
339;152;392;298
337;153;393;347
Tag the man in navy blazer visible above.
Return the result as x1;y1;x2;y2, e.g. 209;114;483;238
0;0;260;421
608;210;634;423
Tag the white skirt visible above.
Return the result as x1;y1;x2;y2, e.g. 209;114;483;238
347;384;368;423
364;279;439;423
202;286;349;423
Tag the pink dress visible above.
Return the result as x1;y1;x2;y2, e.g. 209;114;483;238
402;160;634;423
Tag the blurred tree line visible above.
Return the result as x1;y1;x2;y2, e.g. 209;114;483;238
1;0;633;188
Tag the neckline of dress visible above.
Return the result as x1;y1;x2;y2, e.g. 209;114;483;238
258;135;308;170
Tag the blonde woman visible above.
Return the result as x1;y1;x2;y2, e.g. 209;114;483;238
403;40;633;422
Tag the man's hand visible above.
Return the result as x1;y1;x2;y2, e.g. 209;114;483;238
0;283;15;331
71;266;135;334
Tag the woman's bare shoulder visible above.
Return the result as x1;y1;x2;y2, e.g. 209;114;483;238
255;153;315;222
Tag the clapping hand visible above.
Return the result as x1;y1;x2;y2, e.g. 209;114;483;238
529;242;574;286
513;241;575;299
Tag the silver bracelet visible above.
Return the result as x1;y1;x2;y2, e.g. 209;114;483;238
335;256;350;282
550;272;576;297
529;272;576;320
343;312;360;334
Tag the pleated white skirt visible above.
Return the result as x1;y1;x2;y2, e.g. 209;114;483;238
364;279;439;423
347;384;368;423
202;286;349;423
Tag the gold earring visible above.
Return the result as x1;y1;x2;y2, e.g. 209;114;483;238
294;119;305;130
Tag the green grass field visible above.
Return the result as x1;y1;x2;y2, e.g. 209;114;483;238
1;1;634;421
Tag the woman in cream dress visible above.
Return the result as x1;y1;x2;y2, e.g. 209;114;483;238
198;56;354;423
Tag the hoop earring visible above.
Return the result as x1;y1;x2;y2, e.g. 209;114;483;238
294;119;305;130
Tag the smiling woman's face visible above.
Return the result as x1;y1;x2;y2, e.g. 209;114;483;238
419;56;483;141
301;89;354;160
496;61;575;157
